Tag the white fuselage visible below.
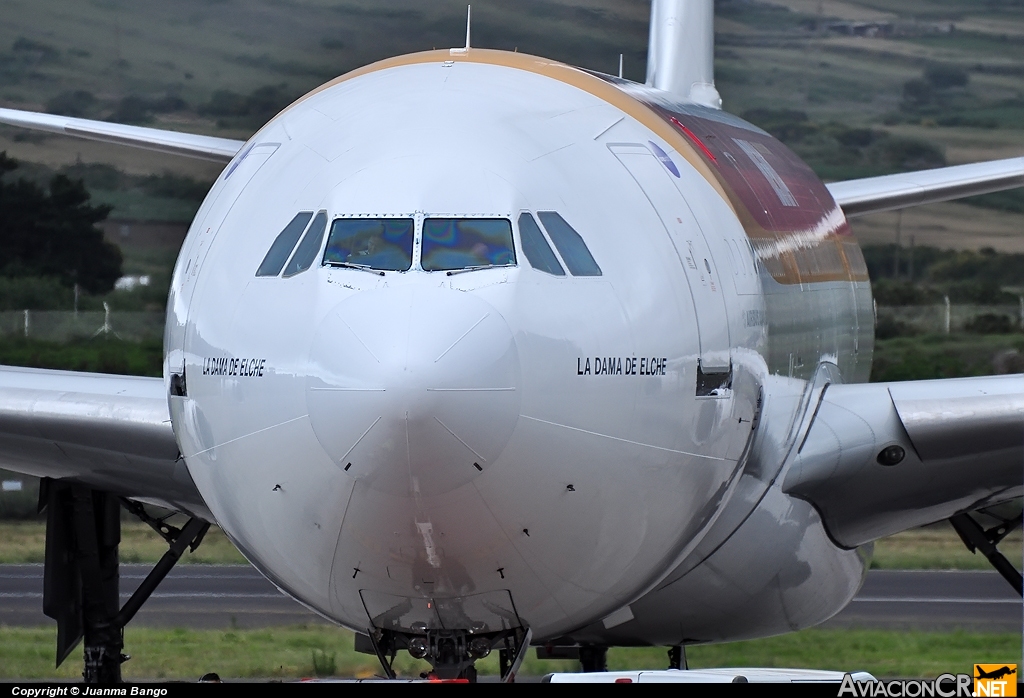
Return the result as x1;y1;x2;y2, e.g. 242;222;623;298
165;51;869;644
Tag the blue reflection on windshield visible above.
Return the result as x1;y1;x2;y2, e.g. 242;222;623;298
421;219;515;272
323;218;414;272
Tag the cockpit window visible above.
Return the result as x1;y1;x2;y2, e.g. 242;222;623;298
421;218;516;272
283;211;328;277
256;212;312;277
537;212;602;276
518;213;564;276
323;218;414;272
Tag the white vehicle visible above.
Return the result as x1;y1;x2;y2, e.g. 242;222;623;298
0;0;1020;683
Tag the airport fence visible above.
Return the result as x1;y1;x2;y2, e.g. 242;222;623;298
1;305;1021;344
0;309;165;342
875;302;1024;335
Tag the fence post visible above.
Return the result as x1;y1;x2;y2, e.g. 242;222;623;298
944;296;951;334
23;309;29;338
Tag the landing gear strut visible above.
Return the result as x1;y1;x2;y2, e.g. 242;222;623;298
365;626;530;682
579;645;608;672
668;644;688;670
949;512;1022;596
40;479;209;682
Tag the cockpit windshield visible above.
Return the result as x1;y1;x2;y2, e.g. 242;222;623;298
323;218;414;272
421;219;516;272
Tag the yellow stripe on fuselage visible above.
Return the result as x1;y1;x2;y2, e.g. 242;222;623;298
277;48;735;214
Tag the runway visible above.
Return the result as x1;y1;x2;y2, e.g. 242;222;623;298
0;566;1019;632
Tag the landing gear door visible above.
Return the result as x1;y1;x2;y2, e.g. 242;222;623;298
610;144;731;372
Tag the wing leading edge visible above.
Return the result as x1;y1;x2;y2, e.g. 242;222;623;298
0;366;210;520
827;157;1024;218
0;108;244;163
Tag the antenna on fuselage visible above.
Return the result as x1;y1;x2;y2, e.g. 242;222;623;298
618;53;624;79
451;5;471;55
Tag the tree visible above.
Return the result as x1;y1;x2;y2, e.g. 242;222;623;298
0;152;122;294
924;63;969;90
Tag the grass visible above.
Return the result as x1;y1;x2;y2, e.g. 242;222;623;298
872;523;1022;571
0;337;163;377
871;332;1024;382
0;626;1016;680
0;521;247;565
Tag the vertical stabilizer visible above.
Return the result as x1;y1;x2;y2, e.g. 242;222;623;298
645;0;721;109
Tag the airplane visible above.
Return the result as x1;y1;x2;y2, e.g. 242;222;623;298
0;0;1021;683
976;666;1017;681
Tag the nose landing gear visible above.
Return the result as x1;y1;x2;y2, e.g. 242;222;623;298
363;626;531;682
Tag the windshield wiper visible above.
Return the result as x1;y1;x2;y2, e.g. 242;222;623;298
446;265;499;276
325;261;386;276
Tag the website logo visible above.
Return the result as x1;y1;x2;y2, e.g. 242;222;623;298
974;665;1017;697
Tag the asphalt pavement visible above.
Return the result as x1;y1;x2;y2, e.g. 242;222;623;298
0;566;1019;632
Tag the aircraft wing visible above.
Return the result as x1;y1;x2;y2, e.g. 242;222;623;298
0;365;211;520
0;107;244;163
782;373;1023;547
827;157;1024;218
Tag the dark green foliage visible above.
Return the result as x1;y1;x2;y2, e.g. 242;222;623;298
902;79;935;109
862;244;1024;289
60;162;124;191
871;335;1024;383
898;62;980;120
0;276;74;310
716;0;810;30
45;90;96;118
139;173;208;202
15;162;210;226
962;189;1024;214
0;470;40;520
874;315;918;340
199;84;295;124
965;313;1014;334
868;136;945;171
201;89;249;117
740;110;946;180
0;37;57;84
928;248;1024;287
109;95;155;125
944;280;1017;305
11;37;59;60
934;113;999;128
0;153;121;294
872;343;968;382
0;337;162;377
311;649;337;677
870;279;943;306
924;63;970;89
107;93;189;125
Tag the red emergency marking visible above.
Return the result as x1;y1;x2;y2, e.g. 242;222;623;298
670;116;718;164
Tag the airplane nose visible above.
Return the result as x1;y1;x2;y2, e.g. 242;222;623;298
307;286;521;497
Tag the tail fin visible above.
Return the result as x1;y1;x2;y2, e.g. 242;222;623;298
645;0;721;109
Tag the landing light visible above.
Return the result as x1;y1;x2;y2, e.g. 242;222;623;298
408;637;429;659
876;445;906;466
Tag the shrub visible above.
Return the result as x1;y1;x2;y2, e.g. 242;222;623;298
965;313;1014;335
